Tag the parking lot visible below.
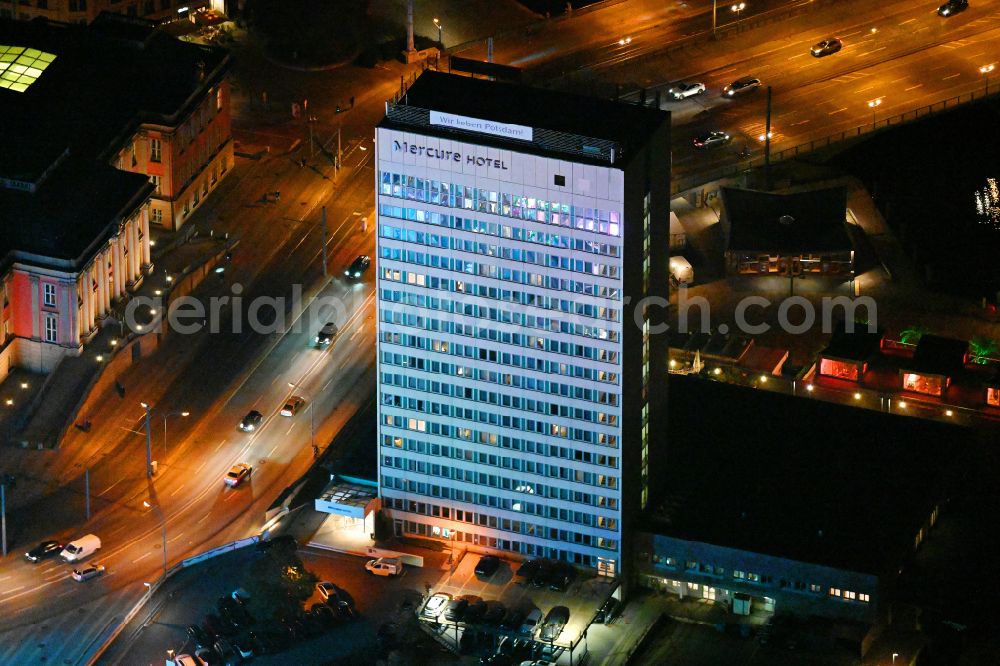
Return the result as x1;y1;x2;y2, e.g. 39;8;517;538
420;551;617;663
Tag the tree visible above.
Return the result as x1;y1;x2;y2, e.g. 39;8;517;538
243;540;318;623
899;324;929;346
969;337;999;365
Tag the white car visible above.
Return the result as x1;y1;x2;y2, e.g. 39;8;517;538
365;557;403;576
669;82;706;99
71;564;105;582
421;592;451;618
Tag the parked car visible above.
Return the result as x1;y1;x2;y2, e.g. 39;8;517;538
938;0;967;15
223;463;252;488
723;76;761;96
474;555;501;577
25;540;63;562
595;597;620;624
188;624;212;649
444;598;469;622
463;598;487;624
547;562;577;592
540;606;570;641
810;38;842;57
669;81;706;99
692;131;731;149
70;564;105;582
514;559;541;584
345;255;371;279
315;322;338;346
501;608;525;632
280;395;305;417
519;608;542;636
365;556;403;576
174;655;200;666
530;561;554;588
238;410;263;432
60;534;101;562
233;635;254;659
212;637;239;666
483;600;507;625
422;593;451;618
194;647;218;665
310;602;338;628
315;581;339;602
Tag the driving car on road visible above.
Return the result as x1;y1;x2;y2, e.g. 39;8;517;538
25;540;62;562
692;131;731;149
280;395;304;416
71;564;106;582
224;463;252;487
938;0;967;15
668;81;706;99
315;322;338;346
724;76;761;96
60;534;101;562
422;592;451;618
239;410;263;432
345;255;371;279
811;38;842;57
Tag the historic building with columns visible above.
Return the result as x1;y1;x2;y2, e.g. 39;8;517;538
0;13;229;379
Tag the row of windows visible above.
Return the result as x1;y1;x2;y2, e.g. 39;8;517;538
381;481;619;551
379;172;622;238
383;408;620;449
380;222;620;283
377;204;621;258
380;308;619;361
383;264;620;306
382;386;617;429
654;556;870;603
381;453;620;512
385;327;617;374
387;498;611;567
380;363;619;410
380;284;619;327
386;432;620;470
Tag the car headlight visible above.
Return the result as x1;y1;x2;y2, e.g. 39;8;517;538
247;424;254;431
354;272;361;277
727;90;734;95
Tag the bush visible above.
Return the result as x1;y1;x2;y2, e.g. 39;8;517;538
243;539;318;623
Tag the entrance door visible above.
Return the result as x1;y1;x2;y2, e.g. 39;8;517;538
597;557;616;577
393;519;403;537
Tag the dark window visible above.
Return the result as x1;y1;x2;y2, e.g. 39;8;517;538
554;174;566;186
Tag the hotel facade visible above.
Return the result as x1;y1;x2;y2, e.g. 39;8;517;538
375;72;671;577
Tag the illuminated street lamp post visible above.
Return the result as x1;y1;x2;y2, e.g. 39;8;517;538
141;402;154;478
980;63;995;95
731;2;746;23
433;17;442;45
868;97;883;129
162;411;190;457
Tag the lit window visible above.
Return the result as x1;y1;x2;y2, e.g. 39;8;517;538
0;45;57;93
859;593;870;603
42;283;56;307
43;314;57;343
150;138;162;163
829;587;841;597
843;590;856;600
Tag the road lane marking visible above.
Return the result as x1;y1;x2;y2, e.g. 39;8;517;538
828;108;847;114
942;73;961;80
132;552;152;563
170;483;186;497
286;423;295;435
2;586;25;595
0;576;10;582
787;53;805;60
215;438;227;452
854;85;876;93
168;531;186;543
196;459;208;475
270;444;279;457
899;18;916;25
197;512;211;524
904;84;924;91
98;478;124;496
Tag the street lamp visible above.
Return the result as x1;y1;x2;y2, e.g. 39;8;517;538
433;17;442;44
162;411;190;457
143;500;167;583
731;2;746;21
140;402;154;478
868;97;883;129
980;63;995;95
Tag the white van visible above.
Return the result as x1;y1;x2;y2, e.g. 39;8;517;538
669;256;694;285
60;534;101;562
365;557;403;577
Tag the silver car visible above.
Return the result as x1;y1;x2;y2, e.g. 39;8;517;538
669;82;706;99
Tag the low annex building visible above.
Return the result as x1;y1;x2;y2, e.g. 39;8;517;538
720;186;855;278
0;14;231;379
